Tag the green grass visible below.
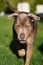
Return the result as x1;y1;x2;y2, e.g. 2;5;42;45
0;16;43;65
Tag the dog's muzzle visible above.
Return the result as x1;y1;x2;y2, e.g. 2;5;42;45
18;33;27;44
19;40;26;44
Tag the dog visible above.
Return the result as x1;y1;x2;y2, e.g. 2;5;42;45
8;12;40;65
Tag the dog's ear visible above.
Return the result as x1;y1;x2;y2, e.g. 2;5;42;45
8;13;18;19
28;13;40;22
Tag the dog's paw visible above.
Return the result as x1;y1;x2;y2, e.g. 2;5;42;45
18;49;25;57
25;63;29;65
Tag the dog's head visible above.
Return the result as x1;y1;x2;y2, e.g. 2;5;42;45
8;12;40;43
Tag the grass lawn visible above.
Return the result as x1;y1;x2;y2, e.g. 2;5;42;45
0;16;43;65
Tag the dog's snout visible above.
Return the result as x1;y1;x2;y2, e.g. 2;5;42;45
20;33;25;40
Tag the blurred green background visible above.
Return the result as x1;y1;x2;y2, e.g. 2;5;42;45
0;0;43;12
0;0;43;65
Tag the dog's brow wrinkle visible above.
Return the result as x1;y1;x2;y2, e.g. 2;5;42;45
19;13;27;19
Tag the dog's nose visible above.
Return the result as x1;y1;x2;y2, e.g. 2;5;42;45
20;33;25;40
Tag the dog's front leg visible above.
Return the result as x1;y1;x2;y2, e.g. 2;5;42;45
25;43;33;65
25;21;37;65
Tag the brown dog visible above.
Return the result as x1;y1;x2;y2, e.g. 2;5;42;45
8;12;40;65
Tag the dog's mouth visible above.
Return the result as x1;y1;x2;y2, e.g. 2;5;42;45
19;40;26;44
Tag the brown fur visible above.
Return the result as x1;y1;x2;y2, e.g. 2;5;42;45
8;12;40;65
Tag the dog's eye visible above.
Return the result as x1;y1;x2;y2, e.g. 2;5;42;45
16;24;20;28
25;25;29;28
